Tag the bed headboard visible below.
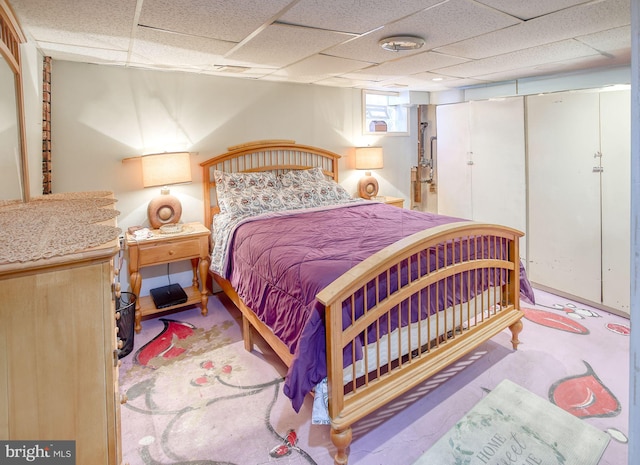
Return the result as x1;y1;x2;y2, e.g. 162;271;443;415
200;140;342;229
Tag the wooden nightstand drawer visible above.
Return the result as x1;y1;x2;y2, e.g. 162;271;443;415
137;240;201;265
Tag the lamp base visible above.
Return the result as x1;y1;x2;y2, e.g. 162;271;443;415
148;193;182;229
357;171;379;199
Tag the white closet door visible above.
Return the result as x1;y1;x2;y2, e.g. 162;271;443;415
436;103;472;219
527;91;602;302
600;89;630;315
468;97;527;257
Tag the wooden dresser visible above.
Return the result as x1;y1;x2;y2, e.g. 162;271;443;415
0;198;123;464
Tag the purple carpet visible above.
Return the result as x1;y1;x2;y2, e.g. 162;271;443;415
119;288;629;464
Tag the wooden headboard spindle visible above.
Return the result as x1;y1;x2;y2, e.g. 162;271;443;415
200;140;342;229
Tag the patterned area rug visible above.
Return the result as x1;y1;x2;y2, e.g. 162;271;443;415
119;289;630;465
119;312;316;464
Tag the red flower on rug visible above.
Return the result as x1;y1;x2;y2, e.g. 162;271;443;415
190;359;234;386
549;360;621;418
134;319;196;366
606;323;630;335
523;307;589;334
269;429;299;458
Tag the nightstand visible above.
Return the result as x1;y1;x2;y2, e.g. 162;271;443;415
370;196;404;208
126;222;211;333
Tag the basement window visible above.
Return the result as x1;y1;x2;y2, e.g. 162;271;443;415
363;90;409;135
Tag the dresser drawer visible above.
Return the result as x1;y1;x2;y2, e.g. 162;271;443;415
137;239;201;265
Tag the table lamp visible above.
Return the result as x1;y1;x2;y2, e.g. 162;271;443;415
355;147;384;199
141;152;192;230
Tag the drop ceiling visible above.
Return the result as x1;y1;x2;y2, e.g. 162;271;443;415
8;0;631;92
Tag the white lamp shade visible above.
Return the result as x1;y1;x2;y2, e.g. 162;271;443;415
141;152;192;187
355;147;384;170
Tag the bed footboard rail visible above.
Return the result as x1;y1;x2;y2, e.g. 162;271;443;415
316;221;524;434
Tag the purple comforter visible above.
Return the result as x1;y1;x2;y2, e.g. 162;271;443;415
224;202;534;411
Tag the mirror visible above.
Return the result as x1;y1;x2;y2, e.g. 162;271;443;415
0;0;29;203
0;55;23;201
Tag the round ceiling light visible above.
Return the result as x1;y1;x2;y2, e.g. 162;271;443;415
379;35;425;52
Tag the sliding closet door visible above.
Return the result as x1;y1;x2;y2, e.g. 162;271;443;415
527;91;602;303
436;98;526;257
600;89;630;313
468;98;526;236
436;102;472;219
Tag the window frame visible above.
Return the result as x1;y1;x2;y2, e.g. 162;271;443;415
362;89;409;136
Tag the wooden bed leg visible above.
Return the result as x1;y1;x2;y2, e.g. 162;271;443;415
242;314;254;352
509;319;523;350
331;427;352;465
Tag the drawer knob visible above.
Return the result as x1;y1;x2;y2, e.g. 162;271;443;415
168;249;175;255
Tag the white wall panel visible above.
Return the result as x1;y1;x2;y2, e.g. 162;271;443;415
600;89;631;313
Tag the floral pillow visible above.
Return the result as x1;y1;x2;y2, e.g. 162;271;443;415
214;170;280;213
278;167;325;189
297;179;354;208
223;188;301;216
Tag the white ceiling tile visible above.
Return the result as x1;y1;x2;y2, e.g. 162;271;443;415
138;0;292;42
11;0;134;50
409;73;488;89
469;52;631;84
435;0;630;60
436;40;601;78
272;54;372;82
131;27;235;68
203;66;274;79
8;0;632;92
375;73;490;92
325;0;520;64
278;0;444;34
474;0;593;20
227;23;354;68
351;51;469;78
577;25;631;53
313;76;374;88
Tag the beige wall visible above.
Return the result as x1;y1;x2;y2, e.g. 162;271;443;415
45;60;418;294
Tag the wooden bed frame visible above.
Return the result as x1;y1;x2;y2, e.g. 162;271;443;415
201;140;524;465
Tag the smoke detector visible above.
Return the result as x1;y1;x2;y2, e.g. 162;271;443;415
379;36;425;52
